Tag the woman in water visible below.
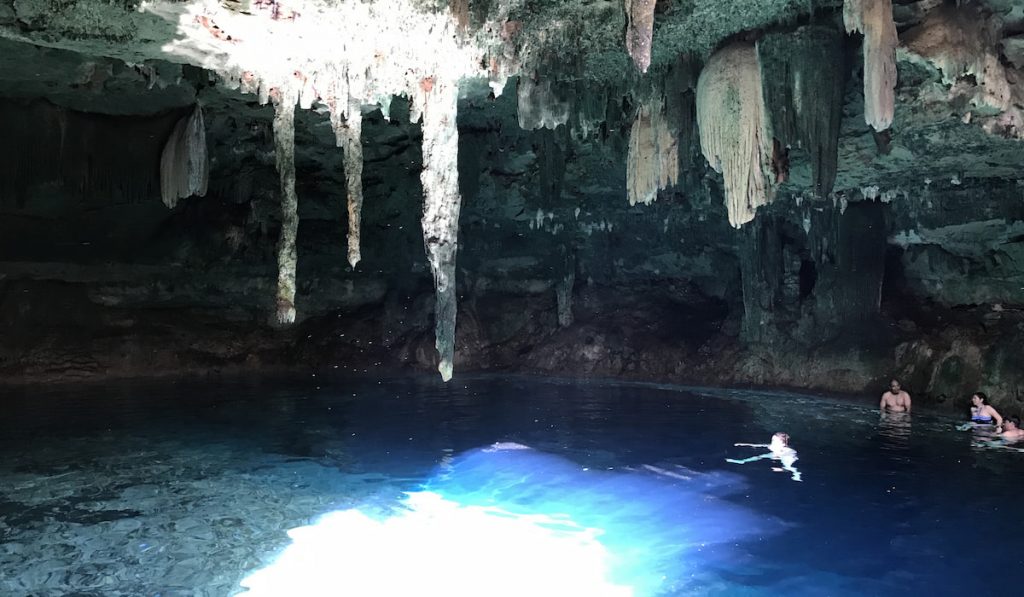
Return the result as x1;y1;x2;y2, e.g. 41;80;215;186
727;432;802;482
970;392;1003;432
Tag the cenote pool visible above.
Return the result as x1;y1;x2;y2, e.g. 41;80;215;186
1;375;1021;596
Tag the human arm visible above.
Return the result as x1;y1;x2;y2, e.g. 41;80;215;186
904;392;911;413
726;453;773;465
880;393;887;411
734;443;769;448
989;406;1003;429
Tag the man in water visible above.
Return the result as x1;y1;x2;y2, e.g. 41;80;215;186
999;416;1024;441
880;379;912;413
727;432;802;482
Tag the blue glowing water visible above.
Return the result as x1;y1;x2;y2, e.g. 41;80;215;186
1;375;1021;596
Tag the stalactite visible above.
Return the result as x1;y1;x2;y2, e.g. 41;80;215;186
159;104;209;209
517;75;570;130
272;88;299;325
417;77;463;382
844;0;898;132
625;0;657;73
330;97;365;268
342;103;364;269
626;97;679;206
696;42;774;228
759;27;845;196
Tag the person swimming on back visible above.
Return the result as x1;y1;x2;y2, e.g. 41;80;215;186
999;416;1024;441
970;392;1003;432
727;432;802;482
880;379;912;413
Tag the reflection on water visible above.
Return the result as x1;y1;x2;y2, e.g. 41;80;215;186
240;444;783;596
879;411;912;445
0;375;1023;596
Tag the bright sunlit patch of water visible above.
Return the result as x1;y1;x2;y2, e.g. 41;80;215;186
239;491;629;597
239;442;784;596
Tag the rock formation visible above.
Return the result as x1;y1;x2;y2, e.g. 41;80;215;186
418;76;463;382
696;42;774;228
626;97;678;206
843;0;898;132
625;0;657;73
1;0;1023;406
271;86;300;325
159;104;208;208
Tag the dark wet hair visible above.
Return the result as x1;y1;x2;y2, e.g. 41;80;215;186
1008;416;1021;428
973;392;989;404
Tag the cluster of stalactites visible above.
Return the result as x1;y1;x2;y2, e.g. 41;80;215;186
625;0;657;73
843;0;898;132
696;42;775;228
758;26;846;197
416;77;463;382
517;75;570;130
901;3;1011;113
626;96;679;206
148;0;520;382
159;104;208;208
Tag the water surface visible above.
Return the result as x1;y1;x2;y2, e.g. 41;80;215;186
1;375;1020;595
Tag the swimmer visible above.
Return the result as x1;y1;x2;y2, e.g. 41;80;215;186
880;379;912;413
999;416;1024;441
970;392;1003;432
727;432;802;482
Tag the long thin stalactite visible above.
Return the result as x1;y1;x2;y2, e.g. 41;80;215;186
625;0;657;73
331;96;365;268
844;0;898;132
418;77;463;382
272;88;299;325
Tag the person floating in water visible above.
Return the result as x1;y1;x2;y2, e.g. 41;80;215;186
727;432;802;482
880;379;912;413
999;416;1023;441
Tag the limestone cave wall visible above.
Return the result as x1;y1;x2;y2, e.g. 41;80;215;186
0;1;1023;415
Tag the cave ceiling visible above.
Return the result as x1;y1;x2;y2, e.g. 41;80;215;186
1;0;1023;194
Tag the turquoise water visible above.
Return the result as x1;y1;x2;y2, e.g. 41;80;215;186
1;375;1021;595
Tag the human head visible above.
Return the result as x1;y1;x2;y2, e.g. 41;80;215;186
772;432;790;447
972;392;988;406
1006;416;1020;430
889;379;901;392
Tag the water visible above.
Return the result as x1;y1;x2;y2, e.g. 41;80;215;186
1;375;1021;596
